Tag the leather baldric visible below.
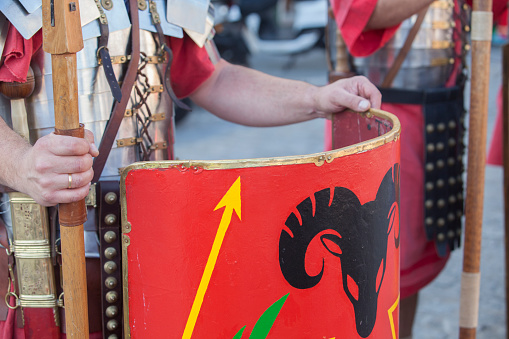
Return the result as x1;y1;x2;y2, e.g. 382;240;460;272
97;1;122;103
380;5;430;88
92;0;142;183
149;0;191;111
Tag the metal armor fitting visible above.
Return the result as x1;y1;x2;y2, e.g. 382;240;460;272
353;0;464;89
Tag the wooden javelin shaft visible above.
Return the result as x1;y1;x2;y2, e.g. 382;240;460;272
459;0;492;338
503;43;509;339
42;0;89;337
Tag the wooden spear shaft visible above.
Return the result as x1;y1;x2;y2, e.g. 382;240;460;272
503;42;509;339
42;0;89;337
459;1;493;338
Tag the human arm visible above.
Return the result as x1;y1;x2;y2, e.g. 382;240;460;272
0;118;99;206
189;59;381;127
366;0;435;30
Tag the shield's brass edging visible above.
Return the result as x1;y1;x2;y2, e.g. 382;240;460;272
120;108;400;337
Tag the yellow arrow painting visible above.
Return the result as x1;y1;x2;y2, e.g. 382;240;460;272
182;177;242;339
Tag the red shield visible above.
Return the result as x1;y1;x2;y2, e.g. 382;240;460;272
122;110;401;339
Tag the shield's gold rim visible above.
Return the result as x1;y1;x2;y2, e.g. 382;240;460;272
120;108;400;337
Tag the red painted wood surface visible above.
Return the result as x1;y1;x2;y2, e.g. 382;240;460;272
124;137;400;339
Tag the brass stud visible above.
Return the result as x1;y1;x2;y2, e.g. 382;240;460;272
464;25;470;32
425;217;434;226
448;157;455;166
105;214;117;226
426;182;434;191
448;195;457;204
437;218;446;227
105;192;118;205
437;160;445;169
104;231;117;243
464;44;471;51
448;230;455;239
437;179;445;188
105;291;118;303
425;200;434;209
437;199;446;208
436;142;445;151
447;213;455;222
437;233;446;242
104;261;117;274
448;138;457;147
108;335;119;339
448;177;456;186
426;124;435;133
426;163;434;172
437;123;446;132
427;143;435;153
106;305;119;318
105;247;117;260
448;120;457;129
105;277;118;289
107;319;119;331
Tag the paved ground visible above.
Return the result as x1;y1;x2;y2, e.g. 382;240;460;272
174;45;506;338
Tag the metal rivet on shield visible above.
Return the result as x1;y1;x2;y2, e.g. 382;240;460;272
104;231;117;243
105;247;117;259
105;214;117;226
104;261;117;274
106;305;119;318
106;291;118;303
105;192;118;205
107;319;119;331
105;277;118;289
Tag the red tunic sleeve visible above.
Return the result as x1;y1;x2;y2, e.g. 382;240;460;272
331;0;399;57
168;34;215;99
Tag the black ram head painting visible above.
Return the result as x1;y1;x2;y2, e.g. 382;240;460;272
279;165;400;338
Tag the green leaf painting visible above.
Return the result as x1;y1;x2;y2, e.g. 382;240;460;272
231;293;289;339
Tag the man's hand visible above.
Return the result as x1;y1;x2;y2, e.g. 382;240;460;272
16;130;99;206
311;75;382;118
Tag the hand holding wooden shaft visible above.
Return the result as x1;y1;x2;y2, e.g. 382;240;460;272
42;0;89;337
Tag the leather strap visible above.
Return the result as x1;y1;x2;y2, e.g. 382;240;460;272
54;124;87;227
0;218;9;322
92;0;142;183
97;181;122;338
380;6;429;88
150;0;191;111
98;17;122;103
